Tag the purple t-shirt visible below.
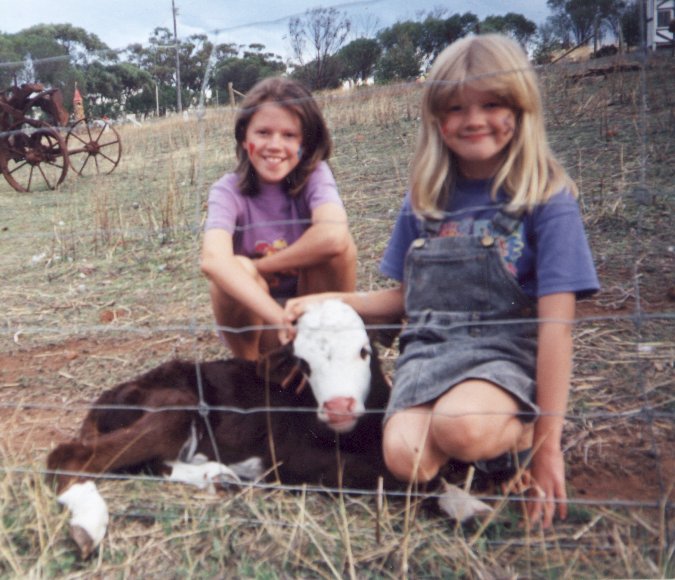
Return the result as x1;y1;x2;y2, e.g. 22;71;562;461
380;178;599;299
205;161;343;297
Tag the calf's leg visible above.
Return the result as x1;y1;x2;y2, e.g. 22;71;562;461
47;388;197;492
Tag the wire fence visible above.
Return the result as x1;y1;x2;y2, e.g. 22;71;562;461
0;13;673;576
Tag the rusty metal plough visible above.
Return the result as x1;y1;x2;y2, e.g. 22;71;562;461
0;83;122;192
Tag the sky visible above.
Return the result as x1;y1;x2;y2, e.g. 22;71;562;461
2;0;552;60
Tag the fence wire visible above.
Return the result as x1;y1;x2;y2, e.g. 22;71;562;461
0;16;673;574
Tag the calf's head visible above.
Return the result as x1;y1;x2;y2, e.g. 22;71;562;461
261;300;373;433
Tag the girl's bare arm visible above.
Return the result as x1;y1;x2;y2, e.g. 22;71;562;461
528;291;576;528
201;228;285;327
255;203;352;275
282;285;405;341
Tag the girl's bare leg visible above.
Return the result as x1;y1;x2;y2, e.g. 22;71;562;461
383;379;532;483
208;257;269;360
429;380;532;463
383;404;447;483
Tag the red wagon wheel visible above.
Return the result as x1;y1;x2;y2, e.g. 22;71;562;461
0;119;69;192
66;118;122;177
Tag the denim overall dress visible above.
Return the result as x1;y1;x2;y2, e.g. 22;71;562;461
387;208;541;424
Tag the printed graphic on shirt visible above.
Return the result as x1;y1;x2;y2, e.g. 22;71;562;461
255;239;289;256
438;217;524;276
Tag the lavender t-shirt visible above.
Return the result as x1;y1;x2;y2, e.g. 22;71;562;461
205;161;343;297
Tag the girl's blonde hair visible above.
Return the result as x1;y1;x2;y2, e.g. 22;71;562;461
234;77;332;197
410;33;577;216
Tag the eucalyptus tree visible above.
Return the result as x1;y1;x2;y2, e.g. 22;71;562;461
479;13;538;49
547;0;626;51
336;38;381;85
288;7;351;89
213;44;286;96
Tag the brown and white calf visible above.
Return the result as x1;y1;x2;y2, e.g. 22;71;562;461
47;300;399;558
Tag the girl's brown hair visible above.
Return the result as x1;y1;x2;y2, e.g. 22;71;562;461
411;34;577;216
234;77;332;197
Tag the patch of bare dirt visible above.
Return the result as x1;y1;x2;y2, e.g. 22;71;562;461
0;333;221;462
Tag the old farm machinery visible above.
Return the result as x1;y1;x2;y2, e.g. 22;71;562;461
0;83;122;192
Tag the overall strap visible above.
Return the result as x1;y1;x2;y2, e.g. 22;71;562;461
421;215;443;237
491;207;524;237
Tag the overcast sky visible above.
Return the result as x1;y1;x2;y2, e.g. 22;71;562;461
2;0;552;59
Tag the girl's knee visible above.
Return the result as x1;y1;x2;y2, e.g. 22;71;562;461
430;412;525;463
383;421;441;483
430;414;486;462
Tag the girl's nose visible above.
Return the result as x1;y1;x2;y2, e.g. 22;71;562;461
464;106;485;126
268;132;282;148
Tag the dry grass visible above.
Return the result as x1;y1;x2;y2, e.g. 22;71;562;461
0;53;673;578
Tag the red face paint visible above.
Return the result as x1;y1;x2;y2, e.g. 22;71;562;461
248;142;255;157
502;116;515;134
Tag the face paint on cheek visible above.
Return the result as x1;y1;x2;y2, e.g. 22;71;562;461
501;116;515;136
297;146;303;159
248;143;255;157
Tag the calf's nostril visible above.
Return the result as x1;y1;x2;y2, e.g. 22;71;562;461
323;396;356;413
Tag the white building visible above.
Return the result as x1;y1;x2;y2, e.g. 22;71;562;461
646;0;675;50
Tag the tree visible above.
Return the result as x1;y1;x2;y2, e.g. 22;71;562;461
376;20;425;81
119;27;197;112
214;44;286;96
46;23;114;66
532;21;564;63
88;61;154;117
374;41;421;83
376;12;478;81
620;0;641;49
419;12;479;61
337;38;381;84
0;34;24;87
288;7;351;90
291;55;343;90
547;0;626;51
1;24;116;107
479;13;538;49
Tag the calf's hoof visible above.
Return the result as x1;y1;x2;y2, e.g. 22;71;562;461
57;481;109;559
70;524;96;560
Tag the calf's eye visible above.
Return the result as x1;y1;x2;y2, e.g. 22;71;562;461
359;347;370;360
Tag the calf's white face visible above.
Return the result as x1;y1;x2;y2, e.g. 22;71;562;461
292;300;372;433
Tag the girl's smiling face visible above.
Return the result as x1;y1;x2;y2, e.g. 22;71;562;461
243;102;303;185
438;86;516;179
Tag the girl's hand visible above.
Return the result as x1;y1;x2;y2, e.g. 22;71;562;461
526;446;568;529
284;294;341;323
278;319;295;345
280;293;343;344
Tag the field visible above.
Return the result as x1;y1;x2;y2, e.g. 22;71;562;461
0;54;673;578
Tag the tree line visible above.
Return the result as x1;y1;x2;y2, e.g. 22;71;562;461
0;1;642;120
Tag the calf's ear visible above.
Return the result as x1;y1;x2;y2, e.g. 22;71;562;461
256;343;310;393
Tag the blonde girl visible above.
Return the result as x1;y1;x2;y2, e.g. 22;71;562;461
202;77;356;360
285;34;598;528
